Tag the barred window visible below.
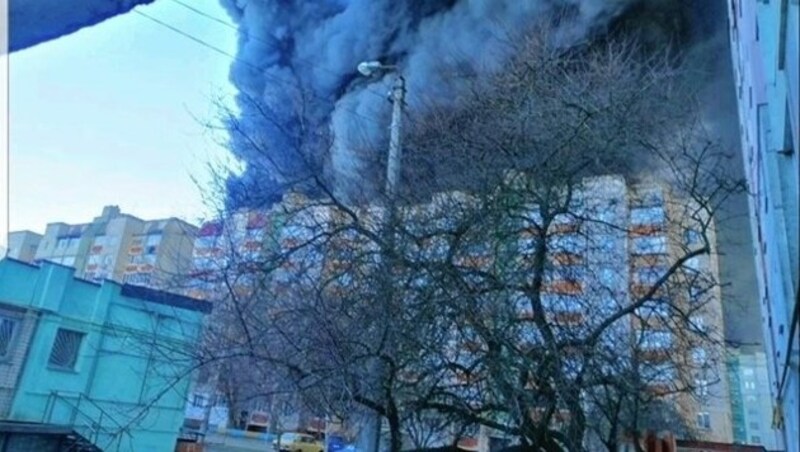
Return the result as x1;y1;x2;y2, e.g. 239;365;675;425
0;316;19;359
48;329;85;370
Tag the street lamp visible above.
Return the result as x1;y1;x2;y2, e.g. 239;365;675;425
356;61;405;199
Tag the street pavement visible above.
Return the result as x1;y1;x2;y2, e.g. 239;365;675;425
203;432;273;452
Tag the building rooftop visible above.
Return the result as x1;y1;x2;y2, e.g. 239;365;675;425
120;284;213;314
1;257;212;314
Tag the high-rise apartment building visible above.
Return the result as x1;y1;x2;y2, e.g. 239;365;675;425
626;181;732;443
728;346;784;450
545;176;732;444
726;1;799;449
191;176;732;446
11;206;197;291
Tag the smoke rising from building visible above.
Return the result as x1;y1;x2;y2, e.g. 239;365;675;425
220;0;637;205
219;0;759;344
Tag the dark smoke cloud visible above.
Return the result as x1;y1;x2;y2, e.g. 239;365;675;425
220;0;760;344
220;0;634;205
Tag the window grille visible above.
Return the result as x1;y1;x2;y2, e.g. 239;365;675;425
0;317;18;359
48;329;85;370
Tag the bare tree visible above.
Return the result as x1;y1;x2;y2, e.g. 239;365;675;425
392;29;743;451
165;24;745;452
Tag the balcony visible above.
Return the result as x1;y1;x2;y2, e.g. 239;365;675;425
637;348;672;362
543;280;582;295
550;310;584;325
629;224;664;236
550;223;579;234
551;252;583;266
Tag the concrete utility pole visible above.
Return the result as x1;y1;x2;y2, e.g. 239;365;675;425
356;61;405;452
386;75;406;199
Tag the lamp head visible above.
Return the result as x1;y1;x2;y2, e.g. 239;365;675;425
357;61;385;77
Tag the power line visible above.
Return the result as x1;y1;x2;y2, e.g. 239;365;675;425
132;9;249;71
168;0;238;32
165;0;392;104
132;8;389;129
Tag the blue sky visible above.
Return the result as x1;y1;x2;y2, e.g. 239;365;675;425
10;0;238;232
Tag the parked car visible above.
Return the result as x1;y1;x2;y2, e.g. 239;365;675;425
273;433;324;452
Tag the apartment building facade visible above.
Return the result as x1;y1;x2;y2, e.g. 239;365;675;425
727;346;784;450
0;258;211;451
726;1;799;449
12;205;198;292
189;176;732;447
543;176;732;444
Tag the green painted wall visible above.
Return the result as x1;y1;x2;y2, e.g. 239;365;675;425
0;258;208;452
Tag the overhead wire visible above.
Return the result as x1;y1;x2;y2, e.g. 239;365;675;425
163;0;394;104
132;8;393;129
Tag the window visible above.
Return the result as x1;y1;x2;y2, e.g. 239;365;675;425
548;265;585;283
596;236;617;253
48;329;85;370
696;412;711;429
634;266;667;285
641;362;675;383
684;256;702;271
0;316;19;359
192;394;206;407
550;234;584;254
562;357;582;379
632;236;667;255
636;299;670;317
596;209;617;225
751;436;761;444
87;253;102;266
92;235;107;247
124;273;151;286
145;233;161;246
695;379;709;398
636;190;664;207
689;315;708;334
684;229;702;245
744;380;756;390
639;330;672;350
542;294;582;313
630;207;665;225
692;347;708;365
749;421;760;431
599;268;621;287
688;285;706;305
144;234;161;255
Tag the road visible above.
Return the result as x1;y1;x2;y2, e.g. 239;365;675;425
203;432;273;452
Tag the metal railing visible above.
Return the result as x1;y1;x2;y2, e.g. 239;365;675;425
42;391;130;451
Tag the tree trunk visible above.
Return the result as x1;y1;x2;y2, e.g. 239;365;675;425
387;401;403;452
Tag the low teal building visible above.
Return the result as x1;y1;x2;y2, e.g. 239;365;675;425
0;258;211;451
